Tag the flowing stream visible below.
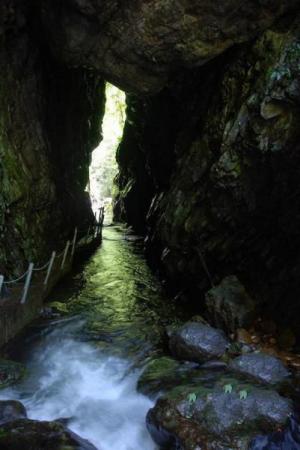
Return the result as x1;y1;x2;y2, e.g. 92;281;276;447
0;225;187;450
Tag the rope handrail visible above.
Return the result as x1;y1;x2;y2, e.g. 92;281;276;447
56;248;66;259
4;269;29;285
0;212;105;302
33;258;52;272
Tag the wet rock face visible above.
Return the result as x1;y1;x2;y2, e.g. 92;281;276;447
114;92;179;232
0;1;105;275
116;16;300;336
168;322;229;363
40;0;299;94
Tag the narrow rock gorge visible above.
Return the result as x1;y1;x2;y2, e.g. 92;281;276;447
1;0;299;332
1;1;300;449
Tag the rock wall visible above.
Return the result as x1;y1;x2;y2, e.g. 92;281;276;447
39;0;299;94
115;16;300;334
1;0;300;335
0;1;104;277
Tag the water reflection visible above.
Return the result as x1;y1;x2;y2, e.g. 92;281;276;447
0;226;187;450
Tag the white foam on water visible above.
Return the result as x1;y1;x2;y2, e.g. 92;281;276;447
0;324;156;450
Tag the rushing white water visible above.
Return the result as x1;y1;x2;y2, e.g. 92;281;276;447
0;318;156;450
0;226;179;450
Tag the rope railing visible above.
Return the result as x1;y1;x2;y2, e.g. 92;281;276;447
55;248;66;259
0;209;105;304
3;270;29;285
33;258;53;272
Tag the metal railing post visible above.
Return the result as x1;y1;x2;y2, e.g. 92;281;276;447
21;263;34;304
100;207;104;226
61;241;70;269
71;227;78;257
86;225;90;243
0;275;4;298
44;251;56;286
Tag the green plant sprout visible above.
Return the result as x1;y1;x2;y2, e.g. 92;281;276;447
187;393;197;404
224;383;233;394
239;390;248;400
223;384;248;399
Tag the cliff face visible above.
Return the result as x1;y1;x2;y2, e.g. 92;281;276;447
115;17;300;333
0;1;104;276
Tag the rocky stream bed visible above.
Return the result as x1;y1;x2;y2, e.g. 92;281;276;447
0;226;300;450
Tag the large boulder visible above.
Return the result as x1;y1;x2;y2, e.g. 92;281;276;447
205;276;256;333
228;353;290;385
0;401;27;425
0;419;97;450
168;322;229;363
147;379;293;450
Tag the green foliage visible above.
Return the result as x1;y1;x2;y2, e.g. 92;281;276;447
89;83;126;209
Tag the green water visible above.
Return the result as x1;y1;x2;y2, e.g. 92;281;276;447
0;225;187;450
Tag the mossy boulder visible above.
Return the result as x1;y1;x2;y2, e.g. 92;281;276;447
138;356;227;397
0;419;97;449
147;378;293;450
138;357;181;395
0;360;26;389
